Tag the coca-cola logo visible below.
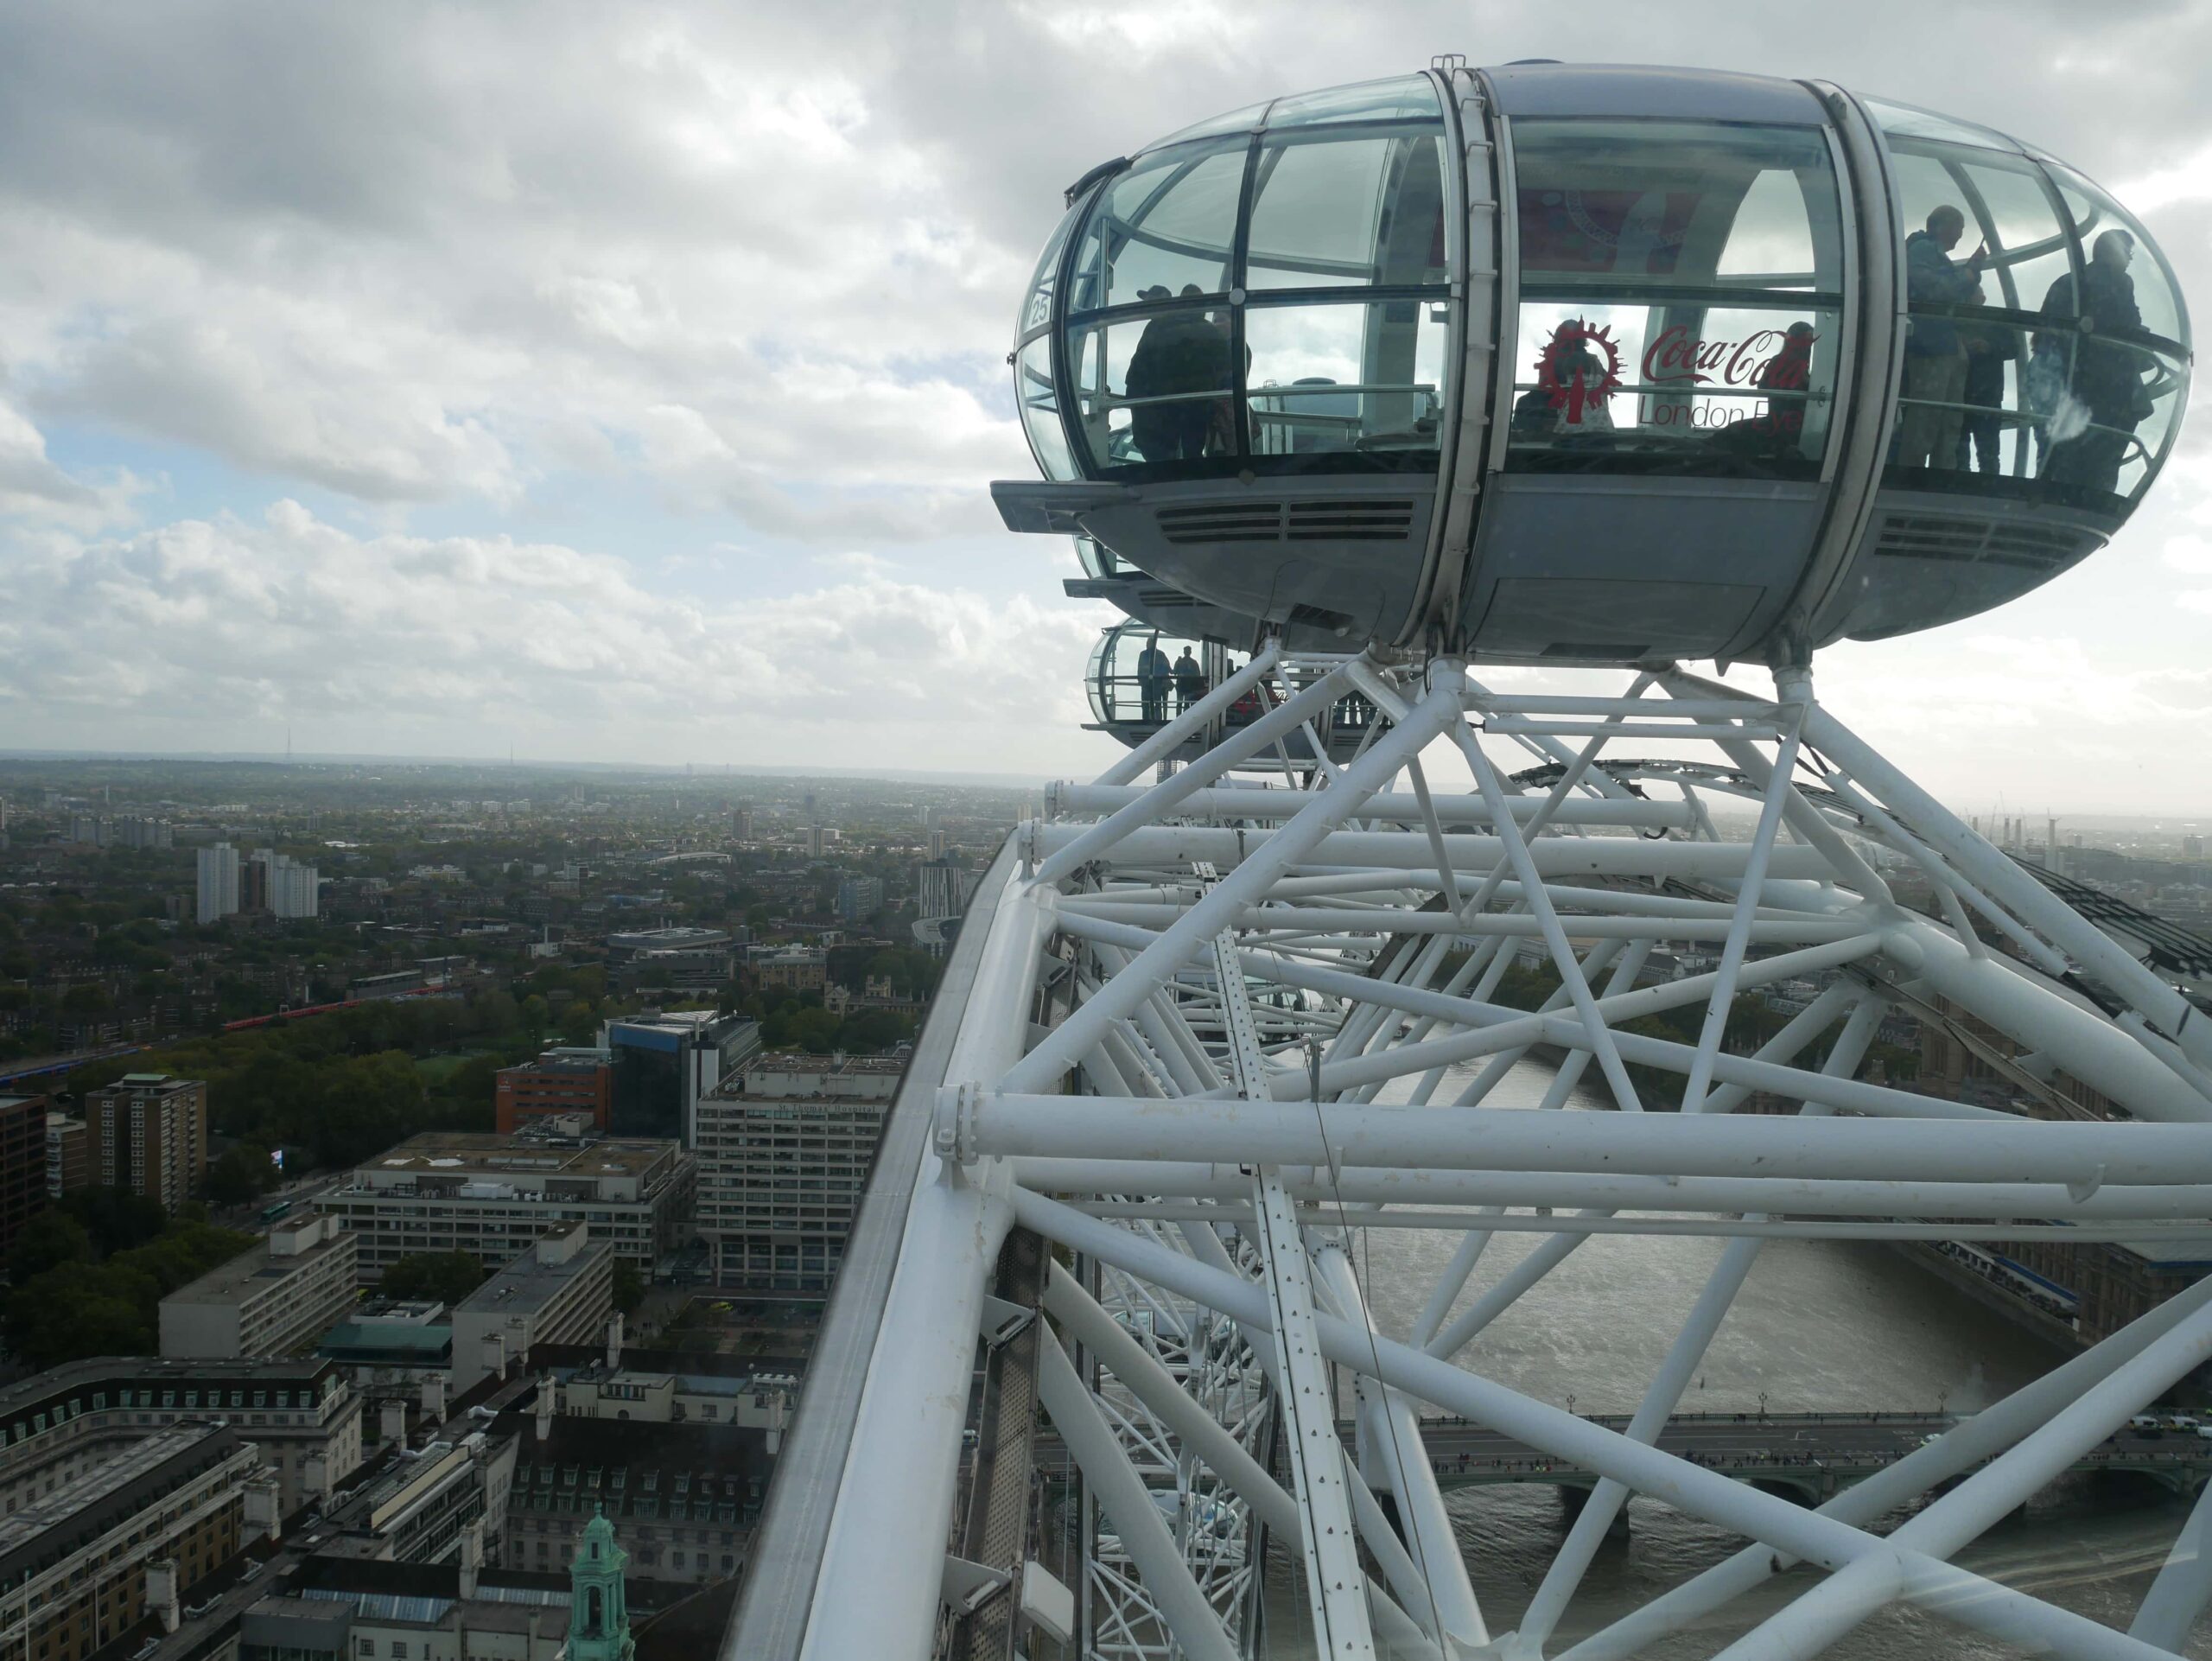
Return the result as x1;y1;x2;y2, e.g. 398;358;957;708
1535;318;1624;427
1641;324;1815;390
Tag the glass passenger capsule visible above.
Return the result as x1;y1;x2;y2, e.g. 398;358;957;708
1084;620;1379;763
997;64;2190;664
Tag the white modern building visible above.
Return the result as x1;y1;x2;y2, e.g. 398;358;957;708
195;841;241;925
450;1225;614;1395
321;1132;696;1283
160;1212;359;1359
696;1053;903;1297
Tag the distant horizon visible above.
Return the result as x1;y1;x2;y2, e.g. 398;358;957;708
0;748;1054;790
1;746;2207;830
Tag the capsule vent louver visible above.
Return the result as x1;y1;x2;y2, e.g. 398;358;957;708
1287;500;1418;541
1872;513;2100;574
1154;499;1419;545
1155;503;1284;544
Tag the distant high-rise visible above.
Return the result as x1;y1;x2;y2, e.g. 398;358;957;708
244;849;319;918
927;829;946;860
2186;834;2205;859
196;842;241;924
836;875;884;922
914;858;975;920
0;1094;48;1257
733;806;753;841
804;824;825;859
84;1075;207;1212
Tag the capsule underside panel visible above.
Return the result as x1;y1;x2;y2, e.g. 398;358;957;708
1001;62;2189;663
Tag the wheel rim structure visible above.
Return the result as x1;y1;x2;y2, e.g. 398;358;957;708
731;652;2212;1661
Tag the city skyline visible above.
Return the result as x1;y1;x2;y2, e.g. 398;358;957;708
0;4;2208;809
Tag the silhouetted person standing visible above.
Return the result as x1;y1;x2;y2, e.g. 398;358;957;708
2035;228;2151;495
1135;633;1171;722
1898;205;1987;469
1127;288;1231;462
1173;647;1205;713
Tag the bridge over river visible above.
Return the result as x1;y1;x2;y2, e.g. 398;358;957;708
1035;1410;2210;1518
1398;1410;2211;1505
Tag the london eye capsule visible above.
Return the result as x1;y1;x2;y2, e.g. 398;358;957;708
995;63;2190;664
1084;620;1379;763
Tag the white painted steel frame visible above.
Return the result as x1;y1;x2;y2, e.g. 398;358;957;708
804;653;2212;1661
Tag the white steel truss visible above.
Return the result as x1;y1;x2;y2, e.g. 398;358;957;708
792;650;2212;1661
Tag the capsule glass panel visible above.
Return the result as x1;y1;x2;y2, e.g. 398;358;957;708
1246;130;1449;290
2048;164;2190;504
1068;309;1238;468
1503;118;1845;480
1244;298;1450;455
1883;140;2189;511
1264;74;1440;128
1085;626;1217;726
1068;140;1243;314
1015;335;1077;480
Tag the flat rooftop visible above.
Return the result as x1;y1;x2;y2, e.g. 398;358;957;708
0;1422;242;1582
163;1231;353;1308
746;1052;905;1074
454;1238;609;1317
350;1133;674;1181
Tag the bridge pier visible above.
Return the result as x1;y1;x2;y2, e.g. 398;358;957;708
1560;1482;1630;1541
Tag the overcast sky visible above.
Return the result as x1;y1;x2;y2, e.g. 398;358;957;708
1;2;2208;815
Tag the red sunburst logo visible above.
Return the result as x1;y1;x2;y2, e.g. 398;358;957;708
1536;319;1624;426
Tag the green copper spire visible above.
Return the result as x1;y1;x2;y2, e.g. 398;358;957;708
568;1508;634;1661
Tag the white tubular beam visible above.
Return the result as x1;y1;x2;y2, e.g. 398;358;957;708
1024;823;1838;881
1679;703;1804;1116
1005;675;1465;1096
1033;1324;1240;1661
1063;904;1867;944
1210;927;1375;1658
1044;662;1354;885
959;1095;2209;1182
1050;782;1695;829
1907;921;2212;1123
2128;1467;2212;1651
1040;1263;1443;1661
1558;1271;2212;1661
1514;999;1885;1651
1011;1187;2189;1661
1310;1242;1488;1652
1011;1162;2212;1222
1712;1281;2212;1661
1452;714;1645;1113
1690;668;2212;1078
1092;638;1282;788
798;879;1047;1661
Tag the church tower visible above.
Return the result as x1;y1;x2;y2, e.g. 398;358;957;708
567;1511;634;1661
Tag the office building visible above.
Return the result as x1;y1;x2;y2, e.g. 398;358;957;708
46;1111;87;1199
318;1299;454;1390
834;875;882;922
84;1073;208;1211
321;1431;519;1566
0;1356;362;1517
325;1133;696;1286
238;1545;623;1661
914;858;976;920
601;1011;758;1146
248;849;321;919
160;1213;360;1359
495;1376;773;1584
197;842;241;925
451;1225;614;1394
752;950;824;993
0;1423;260;1661
116;815;173;850
696;1053;903;1297
0;1092;46;1256
494;1048;614;1135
